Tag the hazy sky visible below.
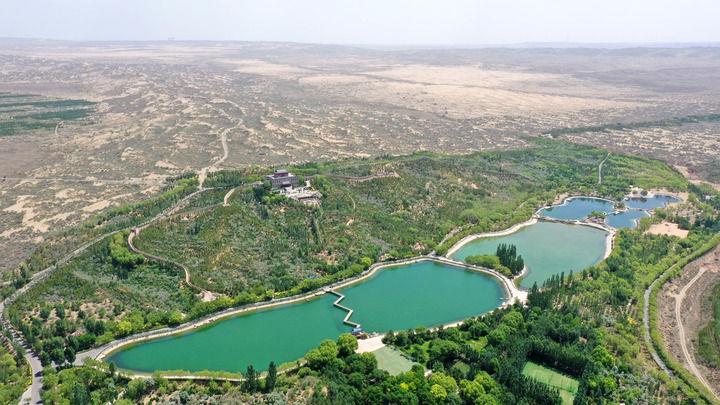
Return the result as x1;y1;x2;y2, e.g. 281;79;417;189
2;0;719;45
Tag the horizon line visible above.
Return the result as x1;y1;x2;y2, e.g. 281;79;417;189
1;36;720;50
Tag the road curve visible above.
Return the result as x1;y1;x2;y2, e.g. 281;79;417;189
197;116;236;190
675;267;720;400
222;186;240;207
127;230;213;299
1;188;213;404
598;152;610;185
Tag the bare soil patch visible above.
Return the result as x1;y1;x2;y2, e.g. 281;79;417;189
646;221;689;238
658;245;720;394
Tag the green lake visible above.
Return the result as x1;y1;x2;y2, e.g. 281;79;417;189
340;260;505;332
450;221;608;288
108;260;505;373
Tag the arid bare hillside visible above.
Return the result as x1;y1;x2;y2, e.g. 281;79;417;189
1;40;719;275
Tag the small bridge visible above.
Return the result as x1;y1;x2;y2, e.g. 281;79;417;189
325;289;361;328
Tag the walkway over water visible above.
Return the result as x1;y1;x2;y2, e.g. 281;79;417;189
88;257;511;374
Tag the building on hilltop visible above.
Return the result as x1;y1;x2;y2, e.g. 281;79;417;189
265;169;323;206
266;169;299;190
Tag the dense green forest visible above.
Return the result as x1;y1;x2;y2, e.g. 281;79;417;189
5;139;719;404
0;343;29;404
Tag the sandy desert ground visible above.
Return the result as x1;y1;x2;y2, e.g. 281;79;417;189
0;40;719;276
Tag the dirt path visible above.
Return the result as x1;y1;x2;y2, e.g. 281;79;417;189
222;186;239;207
659;244;720;398
644;276;673;375
598;152;610;185
331;172;399;184
1;188;213;403
197;107;239;190
53;121;63;136
128;231;216;302
676;267;718;398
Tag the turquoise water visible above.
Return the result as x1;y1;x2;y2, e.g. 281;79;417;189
606;210;650;229
625;195;679;210
109;294;345;373
537;197;614;221
107;260;505;373
341;261;505;332
450;221;608;288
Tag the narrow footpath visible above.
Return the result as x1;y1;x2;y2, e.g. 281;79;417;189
598;152;610;185
128;230;216;301
675;267;720;400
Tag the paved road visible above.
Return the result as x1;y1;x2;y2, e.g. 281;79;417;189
0;188;212;403
2;228;129;404
675;267;719;400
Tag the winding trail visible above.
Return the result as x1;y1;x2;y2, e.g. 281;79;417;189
53;121;62;136
222;186;240;207
598;152;610;185
1;187;213;404
675;267;720;400
197;111;238;190
331;172;399;184
127;231;216;301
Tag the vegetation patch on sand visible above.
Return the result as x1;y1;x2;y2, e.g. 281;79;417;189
0;93;95;137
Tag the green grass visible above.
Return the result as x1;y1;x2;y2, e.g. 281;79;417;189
372;346;417;376
467;337;488;352
522;361;579;405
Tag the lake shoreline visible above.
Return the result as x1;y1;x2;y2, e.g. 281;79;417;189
80;193;661;378
81;256;521;373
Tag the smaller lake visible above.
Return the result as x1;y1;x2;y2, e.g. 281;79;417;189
450;221;608;288
605;210;650;229
624;195;680;210
341;260;505;332
537;197;614;221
